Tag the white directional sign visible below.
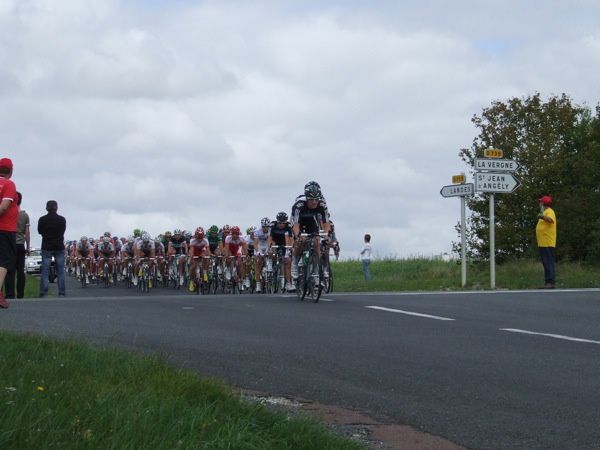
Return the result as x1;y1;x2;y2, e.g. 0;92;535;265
440;183;474;198
475;172;520;193
474;158;519;172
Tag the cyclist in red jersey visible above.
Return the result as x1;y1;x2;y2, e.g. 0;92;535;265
188;227;210;291
223;226;248;289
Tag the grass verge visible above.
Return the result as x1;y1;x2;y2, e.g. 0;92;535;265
0;332;365;450
331;258;600;291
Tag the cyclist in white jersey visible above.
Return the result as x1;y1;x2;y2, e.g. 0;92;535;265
253;218;272;293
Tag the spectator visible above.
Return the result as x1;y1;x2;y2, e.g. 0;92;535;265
536;195;557;289
360;234;372;282
6;192;30;299
38;200;66;297
0;158;19;309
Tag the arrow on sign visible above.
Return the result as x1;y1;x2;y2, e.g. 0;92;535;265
475;172;520;193
440;183;474;198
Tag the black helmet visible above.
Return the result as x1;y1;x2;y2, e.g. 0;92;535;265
304;184;322;200
304;180;321;190
276;211;288;222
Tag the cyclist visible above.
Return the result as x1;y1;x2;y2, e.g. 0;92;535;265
134;232;155;286
168;229;188;286
120;236;136;281
291;183;330;278
253;219;271;293
207;225;222;255
154;237;166;281
75;236;94;284
188;227;210;291
223;225;249;289
270;211;294;291
97;235;116;282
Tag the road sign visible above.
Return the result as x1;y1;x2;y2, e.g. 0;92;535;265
475;172;520;193
452;174;466;184
484;148;503;158
440;183;474;198
474;158;519;172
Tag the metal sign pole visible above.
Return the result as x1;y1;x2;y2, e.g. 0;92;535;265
489;193;495;289
461;195;467;287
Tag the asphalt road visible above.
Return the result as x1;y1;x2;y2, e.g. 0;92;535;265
2;277;600;450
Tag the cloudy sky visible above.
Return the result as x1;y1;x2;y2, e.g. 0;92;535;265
2;0;599;257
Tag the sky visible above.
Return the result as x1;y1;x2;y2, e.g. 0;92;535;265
1;0;599;258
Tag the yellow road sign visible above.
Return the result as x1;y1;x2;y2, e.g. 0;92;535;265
484;148;503;158
452;174;466;184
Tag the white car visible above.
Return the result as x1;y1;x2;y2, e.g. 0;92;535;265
25;249;42;274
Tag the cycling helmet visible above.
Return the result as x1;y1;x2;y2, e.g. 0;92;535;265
304;183;322;200
173;229;182;235
195;227;205;239
142;232;151;243
164;231;172;238
231;226;241;235
133;228;141;237
209;225;219;234
260;217;270;227
246;226;256;235
103;231;111;238
184;231;192;239
154;237;162;244
304;180;321;190
222;224;231;232
81;236;88;242
276;211;288;222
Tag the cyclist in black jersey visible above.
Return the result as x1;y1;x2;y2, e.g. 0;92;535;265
168;229;188;286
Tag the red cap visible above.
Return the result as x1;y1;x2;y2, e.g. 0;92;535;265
539;195;552;206
0;158;13;169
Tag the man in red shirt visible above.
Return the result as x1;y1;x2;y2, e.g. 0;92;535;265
0;158;19;308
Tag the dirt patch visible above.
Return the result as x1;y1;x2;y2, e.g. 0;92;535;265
241;390;466;450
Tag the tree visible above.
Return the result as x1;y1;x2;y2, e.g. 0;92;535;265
458;93;600;262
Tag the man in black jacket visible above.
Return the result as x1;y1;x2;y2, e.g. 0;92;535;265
38;200;66;297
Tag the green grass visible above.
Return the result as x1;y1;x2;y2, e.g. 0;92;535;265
331;258;600;291
0;332;365;450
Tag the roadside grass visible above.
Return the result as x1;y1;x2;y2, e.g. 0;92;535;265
0;332;365;450
23;274;40;298
331;258;600;291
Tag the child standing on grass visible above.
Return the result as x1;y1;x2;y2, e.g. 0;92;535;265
360;234;371;282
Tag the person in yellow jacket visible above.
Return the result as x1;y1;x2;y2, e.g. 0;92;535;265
536;195;557;289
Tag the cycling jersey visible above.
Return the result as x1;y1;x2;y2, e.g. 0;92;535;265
224;235;245;256
154;242;165;257
170;236;186;255
77;242;93;257
97;242;114;257
270;221;292;246
121;243;135;257
207;233;221;254
253;227;270;253
136;240;155;256
189;237;209;257
291;198;329;234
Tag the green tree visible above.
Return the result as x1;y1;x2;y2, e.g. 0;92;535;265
458;93;600;262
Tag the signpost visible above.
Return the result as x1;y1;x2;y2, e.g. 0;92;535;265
475;172;520;193
475;148;520;289
440;176;472;288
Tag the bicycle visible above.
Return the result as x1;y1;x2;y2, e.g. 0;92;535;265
137;258;154;293
224;256;241;294
320;240;334;294
78;258;90;288
295;232;327;302
271;245;292;293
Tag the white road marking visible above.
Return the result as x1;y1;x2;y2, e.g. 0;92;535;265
319;298;335;302
366;306;455;321
182;307;195;310
500;328;600;345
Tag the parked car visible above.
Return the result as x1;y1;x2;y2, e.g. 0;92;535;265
25;249;57;282
25;249;42;274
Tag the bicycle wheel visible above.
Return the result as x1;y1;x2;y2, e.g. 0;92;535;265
325;263;333;293
104;264;109;288
80;264;87;288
